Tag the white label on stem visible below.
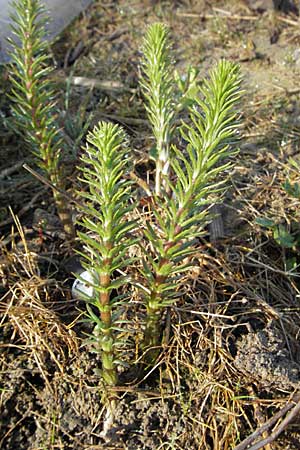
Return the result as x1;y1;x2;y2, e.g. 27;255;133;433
72;270;95;299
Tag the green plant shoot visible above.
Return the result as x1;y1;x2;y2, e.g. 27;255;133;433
8;0;75;239
76;122;136;387
140;23;175;196
140;59;242;356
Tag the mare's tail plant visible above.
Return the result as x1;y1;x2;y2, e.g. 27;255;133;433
140;23;175;196
139;24;242;358
140;23;199;197
8;0;75;239
76;122;136;387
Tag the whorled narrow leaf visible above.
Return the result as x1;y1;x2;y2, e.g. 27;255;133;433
140;23;176;195
140;60;242;357
8;0;75;238
8;0;61;178
76;121;137;386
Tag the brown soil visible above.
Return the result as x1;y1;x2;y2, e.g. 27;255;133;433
2;1;300;449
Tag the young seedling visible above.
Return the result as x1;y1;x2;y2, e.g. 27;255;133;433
77;26;242;368
8;0;75;239
140;23;176;196
76;122;136;388
139;24;242;359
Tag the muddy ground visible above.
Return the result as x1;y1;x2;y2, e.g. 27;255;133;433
2;0;300;449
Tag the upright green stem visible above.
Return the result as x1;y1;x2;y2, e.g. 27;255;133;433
8;0;75;240
143;279;166;351
52;190;75;240
140;23;175;197
155;158;163;197
77;121;136;389
98;252;117;386
155;141;170;196
141;60;242;364
143;307;161;358
142;232;180;358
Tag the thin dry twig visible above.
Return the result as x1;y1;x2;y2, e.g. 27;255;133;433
278;16;299;26
0;186;48;228
234;393;300;450
23;163;83;207
176;9;258;21
65;75;134;93
0;159;25;180
93;112;148;126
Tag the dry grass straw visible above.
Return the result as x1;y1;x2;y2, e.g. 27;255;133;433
155;256;247;449
141;225;300;449
0;212;78;386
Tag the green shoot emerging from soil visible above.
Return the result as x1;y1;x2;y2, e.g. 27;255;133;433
77;122;136;387
140;55;242;358
8;0;75;239
76;24;242;375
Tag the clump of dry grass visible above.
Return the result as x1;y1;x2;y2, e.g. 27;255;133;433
134;232;300;449
0;213;78;385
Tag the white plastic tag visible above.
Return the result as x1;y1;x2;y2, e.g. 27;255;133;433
72;270;95;300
